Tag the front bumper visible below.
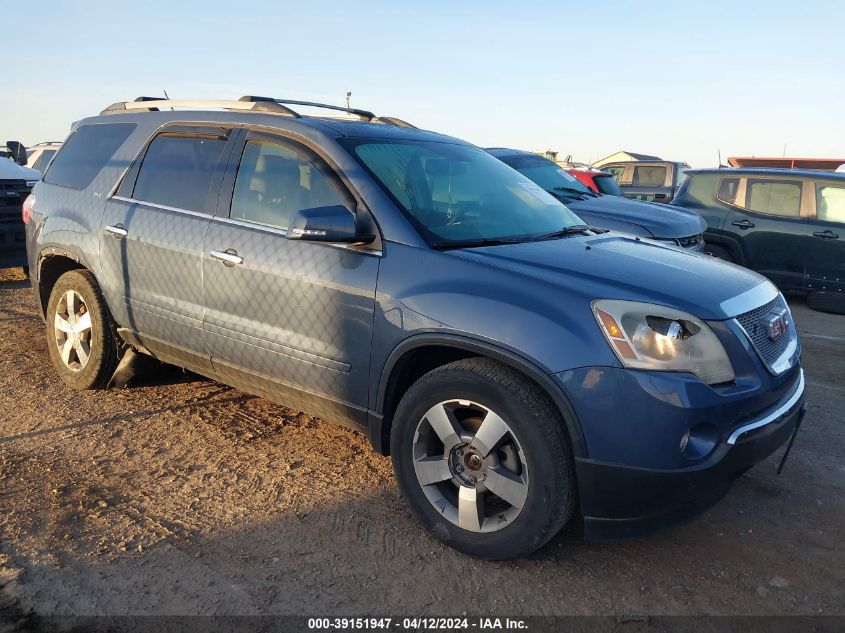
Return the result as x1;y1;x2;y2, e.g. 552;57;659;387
576;372;806;540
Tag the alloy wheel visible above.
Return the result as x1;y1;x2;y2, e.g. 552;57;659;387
412;400;529;533
53;290;93;372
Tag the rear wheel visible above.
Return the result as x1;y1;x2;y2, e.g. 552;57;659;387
704;243;735;263
390;358;575;559
45;270;120;390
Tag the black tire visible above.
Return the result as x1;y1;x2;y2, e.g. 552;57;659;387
704;243;735;263
807;291;845;315
390;358;576;559
45;270;120;390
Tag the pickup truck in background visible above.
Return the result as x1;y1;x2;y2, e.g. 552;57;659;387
0;141;39;271
600;160;690;204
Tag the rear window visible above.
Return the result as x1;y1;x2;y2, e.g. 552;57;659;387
632;165;666;187
43;124;135;190
132;134;228;212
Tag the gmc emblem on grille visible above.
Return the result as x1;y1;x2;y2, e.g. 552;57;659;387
761;308;789;340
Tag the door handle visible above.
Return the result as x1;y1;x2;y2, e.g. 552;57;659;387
654;193;667;199
732;219;755;229
105;224;128;238
210;249;244;266
813;230;839;240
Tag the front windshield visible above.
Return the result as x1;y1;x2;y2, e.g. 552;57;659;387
498;153;592;195
346;140;583;245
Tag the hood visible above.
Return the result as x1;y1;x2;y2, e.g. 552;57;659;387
0;158;40;181
453;232;774;321
564;195;706;238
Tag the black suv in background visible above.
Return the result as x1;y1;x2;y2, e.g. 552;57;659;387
673;167;845;313
600;160;690;203
487;149;705;250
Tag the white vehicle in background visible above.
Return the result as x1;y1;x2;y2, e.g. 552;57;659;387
836;164;845;173
26;142;62;175
0;142;39;271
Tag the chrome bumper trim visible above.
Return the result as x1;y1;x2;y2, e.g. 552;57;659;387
727;369;805;445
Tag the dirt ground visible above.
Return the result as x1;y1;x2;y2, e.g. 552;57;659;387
0;267;842;619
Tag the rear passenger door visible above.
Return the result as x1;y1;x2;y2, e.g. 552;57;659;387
100;125;238;369
723;176;814;291
201;130;379;425
808;180;845;293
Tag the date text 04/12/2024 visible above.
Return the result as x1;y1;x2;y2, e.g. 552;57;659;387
307;617;528;630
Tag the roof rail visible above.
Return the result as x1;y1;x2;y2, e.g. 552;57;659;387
100;95;416;128
238;95;376;121
101;97;300;116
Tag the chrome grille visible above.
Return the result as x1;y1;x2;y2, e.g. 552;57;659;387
735;296;796;373
678;234;704;250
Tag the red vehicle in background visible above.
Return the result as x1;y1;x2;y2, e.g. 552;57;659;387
568;169;623;196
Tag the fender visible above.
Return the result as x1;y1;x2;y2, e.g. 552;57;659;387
704;231;746;266
370;332;587;458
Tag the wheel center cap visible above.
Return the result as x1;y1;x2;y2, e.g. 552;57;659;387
465;453;483;471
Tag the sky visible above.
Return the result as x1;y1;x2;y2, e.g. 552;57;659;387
4;0;844;167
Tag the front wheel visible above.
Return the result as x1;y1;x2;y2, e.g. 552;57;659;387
390;358;576;559
45;270;120;390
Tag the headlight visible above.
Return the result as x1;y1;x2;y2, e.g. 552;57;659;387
592;299;735;385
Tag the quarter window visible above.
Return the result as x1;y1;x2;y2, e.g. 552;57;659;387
745;179;802;218
717;177;740;204
230;139;349;230
632;165;666;187
132;134;228;212
43;123;135;190
816;183;845;223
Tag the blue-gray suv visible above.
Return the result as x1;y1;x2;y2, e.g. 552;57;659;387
24;96;806;559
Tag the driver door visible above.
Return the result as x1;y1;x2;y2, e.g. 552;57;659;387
201;130;380;425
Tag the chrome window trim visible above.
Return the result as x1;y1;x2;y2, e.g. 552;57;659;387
719;281;778;318
111;195;214;219
727;370;804;445
212;216;383;257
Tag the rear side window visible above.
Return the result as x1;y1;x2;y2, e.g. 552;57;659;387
133;135;228;212
746;179;802;217
632;165;666;187
43;123;135;189
816;183;845;223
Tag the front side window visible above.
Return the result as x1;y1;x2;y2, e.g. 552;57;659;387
745;179;802;217
43;123;135;190
347;140;582;245
132;134;228;212
632;165;667;187
230;139;349;230
816;183;845;223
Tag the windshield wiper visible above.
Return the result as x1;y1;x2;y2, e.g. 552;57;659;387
431;236;532;251
533;224;593;240
551;186;598;199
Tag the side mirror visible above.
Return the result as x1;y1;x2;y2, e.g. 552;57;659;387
286;205;375;244
6;141;27;166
